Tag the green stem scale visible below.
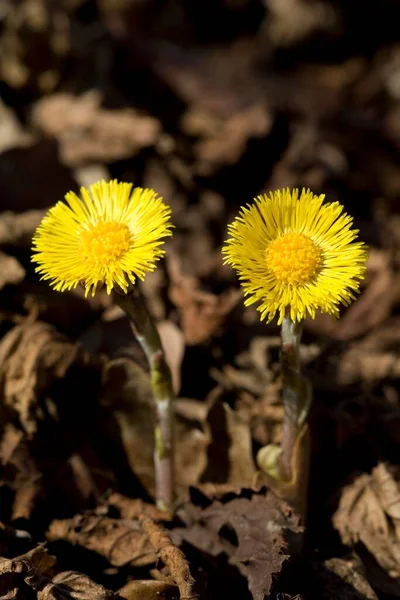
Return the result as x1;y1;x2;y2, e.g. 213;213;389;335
114;285;174;511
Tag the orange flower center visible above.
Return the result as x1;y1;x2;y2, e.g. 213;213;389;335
79;221;131;267
265;232;322;285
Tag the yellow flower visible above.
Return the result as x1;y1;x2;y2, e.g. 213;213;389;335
32;180;172;296
222;188;368;324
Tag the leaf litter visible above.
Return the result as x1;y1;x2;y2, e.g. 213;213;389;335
1;0;400;598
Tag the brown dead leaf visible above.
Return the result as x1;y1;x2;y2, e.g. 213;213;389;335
168;257;241;345
37;571;116;599
0;210;46;247
0;252;25;291
201;388;256;487
118;580;179;600
102;357;155;495
157;321;185;394
138;514;198;600
176;488;303;600
103;358;210;496
307;250;398;340
313;555;378;600
0;422;43;521
1;0;70;91
182;104;271;177
0;545;56;599
105;493;172;523
333;463;400;581
0;100;33;153
47;514;156;568
31;92;161;167
337;317;400;385
0;322;89;435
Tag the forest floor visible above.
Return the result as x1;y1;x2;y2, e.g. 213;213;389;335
1;1;400;599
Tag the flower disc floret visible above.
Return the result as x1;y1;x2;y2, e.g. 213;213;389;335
222;188;368;324
32;179;172;296
265;232;322;285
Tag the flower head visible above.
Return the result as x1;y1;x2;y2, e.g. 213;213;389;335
222;188;368;324
32;179;172;296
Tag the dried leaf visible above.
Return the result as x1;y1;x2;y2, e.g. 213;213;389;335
182;104;271;177
157;320;185;394
31;92;161;167
0;322;89;435
0;546;56;599
0;100;33;154
118;580;179;600
0;210;46;247
47;514;156;567
168;257;241;345
337;318;400;385
176;488;303;600
202;390;256;487
138;514;198;600
313;556;378;600
333;463;400;581
37;571;116;600
0;252;25;291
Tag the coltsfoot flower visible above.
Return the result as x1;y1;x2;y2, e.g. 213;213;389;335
222;188;368;324
32;180;172;296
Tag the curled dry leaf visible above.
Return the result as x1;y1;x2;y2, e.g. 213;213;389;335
313;556;378;600
333;463;400;581
0;252;25;291
31;92;161;167
182;103;271;177
0;545;116;599
157;320;185;394
102;357;155;495
0;321;90;435
103;358;210;496
176;488;303;600
337;318;400;385
307;250;397;340
0;99;33;154
202;387;256;488
37;570;116;600
168;257;241;345
47;514;157;568
138;514;198;600
105;493;172;523
0;545;56;599
118;580;179;600
0;210;46;247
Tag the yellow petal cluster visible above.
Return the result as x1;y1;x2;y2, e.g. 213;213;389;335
32;180;172;296
222;188;368;324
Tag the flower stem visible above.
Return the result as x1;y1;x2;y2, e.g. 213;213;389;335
114;285;174;511
280;317;309;482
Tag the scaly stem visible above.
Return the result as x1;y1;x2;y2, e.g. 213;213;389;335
280;316;306;482
114;284;174;510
